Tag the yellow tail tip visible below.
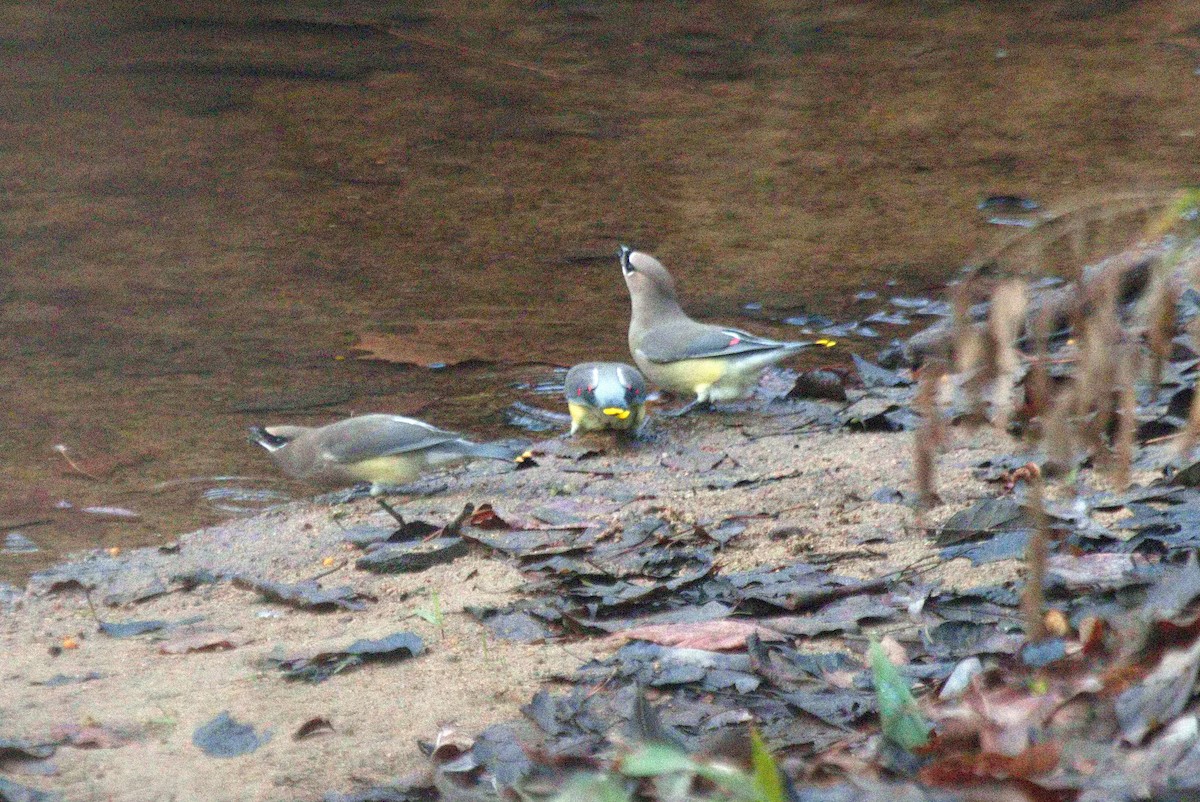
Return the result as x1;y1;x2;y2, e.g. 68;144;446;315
602;407;632;419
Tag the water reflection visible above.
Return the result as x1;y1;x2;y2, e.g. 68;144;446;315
4;0;1198;581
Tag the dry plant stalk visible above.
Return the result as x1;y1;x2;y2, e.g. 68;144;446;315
1024;304;1054;442
1020;473;1050;643
913;358;948;513
987;279;1029;431
1144;272;1179;397
1073;272;1122;465
1112;339;1138;490
950;279;992;424
1177;317;1200;459
1043;382;1077;478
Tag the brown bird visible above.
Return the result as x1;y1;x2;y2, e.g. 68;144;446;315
620;245;816;415
249;414;518;494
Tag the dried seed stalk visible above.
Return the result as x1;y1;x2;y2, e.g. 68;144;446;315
951;279;991;424
1112;338;1138;490
1020;473;1050;643
1144;272;1179;398
1177;317;1200;459
1074;272;1121;463
1024;304;1054;442
914;358;948;512
987;279;1029;431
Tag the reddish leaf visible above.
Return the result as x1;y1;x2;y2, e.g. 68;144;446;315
468;504;511;531
293;717;335;741
159;631;244;654
920;741;1062;785
609;620;786;651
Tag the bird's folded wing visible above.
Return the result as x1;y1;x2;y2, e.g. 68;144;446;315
319;419;462;463
637;321;791;363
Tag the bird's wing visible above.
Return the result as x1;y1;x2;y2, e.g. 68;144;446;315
317;416;463;464
636;321;799;363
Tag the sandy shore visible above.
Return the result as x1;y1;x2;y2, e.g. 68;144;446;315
0;410;1019;801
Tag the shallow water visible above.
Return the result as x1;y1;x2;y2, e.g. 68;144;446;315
3;0;1199;582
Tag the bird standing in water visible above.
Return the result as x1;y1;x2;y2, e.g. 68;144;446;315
620;246;817;415
249;414;518;494
563;361;648;436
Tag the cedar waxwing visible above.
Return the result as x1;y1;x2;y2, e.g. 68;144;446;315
620;245;815;414
563;361;648;435
249;414;518;493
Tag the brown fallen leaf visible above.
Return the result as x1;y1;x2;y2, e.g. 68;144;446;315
919;740;1062;785
608;620;786;652
158;631;245;655
293;716;335;741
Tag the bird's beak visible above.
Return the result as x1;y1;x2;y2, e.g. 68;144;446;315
602;407;632;419
618;244;634;275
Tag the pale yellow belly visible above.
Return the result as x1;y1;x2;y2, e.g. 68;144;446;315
633;354;763;402
341;454;429;485
568;402;645;434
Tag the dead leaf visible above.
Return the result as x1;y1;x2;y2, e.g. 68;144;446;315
468;504;511;531
920;740;1062;785
159;631;245;655
608;620;786;651
293;717;334;741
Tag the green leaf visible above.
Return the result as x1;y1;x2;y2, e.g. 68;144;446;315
869;639;931;751
551;773;632;802
619;742;697;777
750;729;786;802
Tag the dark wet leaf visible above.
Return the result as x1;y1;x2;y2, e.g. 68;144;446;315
192;711;272;758
0;777;62;802
1170;459;1200;487
839;398;920;432
762;595;896;637
232;576;374;612
939;530;1029;565
786;369;848;401
355;538;468;574
1088;484;1186;510
863;311;912;326
466;605;556;643
1142;557;1200;622
342;524;435;548
293;717;334;741
926;619;1023;659
32;672;102;687
783;690;877;728
0;739;55;762
170;569;223;590
98;619;171;638
275;631;425;682
1046;553;1147;591
870;487;907;504
934;497;1029;545
1019;638;1068;668
1116;638;1200;744
977;194;1040;212
469;725;533;788
323;785;434;802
